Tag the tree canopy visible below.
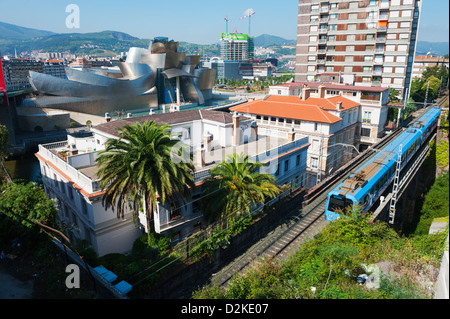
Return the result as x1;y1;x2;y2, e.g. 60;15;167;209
96;121;194;233
200;153;280;223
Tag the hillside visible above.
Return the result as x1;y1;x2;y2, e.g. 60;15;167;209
254;34;296;47
416;41;449;57
0;21;55;40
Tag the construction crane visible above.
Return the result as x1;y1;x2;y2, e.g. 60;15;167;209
224;17;232;33
240;8;255;36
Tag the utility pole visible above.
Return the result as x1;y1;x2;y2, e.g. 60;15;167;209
423;80;430;109
398;88;408;126
316;133;324;185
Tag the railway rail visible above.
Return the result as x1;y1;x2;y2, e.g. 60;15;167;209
210;98;448;288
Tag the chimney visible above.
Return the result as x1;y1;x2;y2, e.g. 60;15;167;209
195;145;205;167
203;133;212;152
336;101;343;111
302;87;311;101
68;143;78;156
288;128;295;142
251;121;258;141
318;85;326;99
232;112;240;146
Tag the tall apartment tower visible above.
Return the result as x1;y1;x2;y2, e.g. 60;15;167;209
295;0;422;98
220;33;255;62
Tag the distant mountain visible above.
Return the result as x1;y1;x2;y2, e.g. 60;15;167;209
254;34;296;47
0;22;149;56
416;41;449;56
0;21;55;40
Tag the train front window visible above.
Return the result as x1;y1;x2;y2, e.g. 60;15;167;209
328;195;353;213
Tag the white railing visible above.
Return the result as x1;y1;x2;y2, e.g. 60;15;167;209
38;142;99;194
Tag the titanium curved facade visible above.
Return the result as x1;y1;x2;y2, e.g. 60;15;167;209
28;37;216;114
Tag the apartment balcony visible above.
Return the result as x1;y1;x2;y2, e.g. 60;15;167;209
373;60;383;65
375;48;385;54
317;59;326;65
377;26;387;33
318;38;327;44
379;2;390;10
320;7;329;13
319;28;328;34
318;49;327;54
376;37;386;43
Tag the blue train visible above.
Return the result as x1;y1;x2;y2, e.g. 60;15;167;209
325;106;441;222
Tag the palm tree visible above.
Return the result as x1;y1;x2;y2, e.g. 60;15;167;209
95;121;194;233
200;153;280;223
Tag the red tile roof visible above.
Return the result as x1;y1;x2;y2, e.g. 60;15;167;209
230;95;359;124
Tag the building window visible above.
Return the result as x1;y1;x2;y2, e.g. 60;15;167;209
275;163;280;176
311;157;319;169
296;154;301;166
363;111;372;123
284;160;290;172
361;128;371;137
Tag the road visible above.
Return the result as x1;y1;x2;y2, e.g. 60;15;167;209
0;263;34;299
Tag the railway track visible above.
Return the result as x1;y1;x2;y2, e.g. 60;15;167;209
209;101;447;288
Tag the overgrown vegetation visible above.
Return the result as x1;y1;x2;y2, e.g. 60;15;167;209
413;172;449;235
193;116;450;299
193;216;447;299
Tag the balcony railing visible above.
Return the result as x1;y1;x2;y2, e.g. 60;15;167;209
38;142;101;194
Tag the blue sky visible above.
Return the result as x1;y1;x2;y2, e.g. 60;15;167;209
0;0;448;44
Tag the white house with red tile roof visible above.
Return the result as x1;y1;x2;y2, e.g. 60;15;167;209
269;82;391;149
230;92;374;187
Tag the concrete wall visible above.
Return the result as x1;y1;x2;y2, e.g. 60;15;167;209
20;93;158;115
18;110;71;132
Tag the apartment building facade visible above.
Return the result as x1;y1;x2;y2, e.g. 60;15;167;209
295;0;422;97
1;58;44;91
412;55;449;78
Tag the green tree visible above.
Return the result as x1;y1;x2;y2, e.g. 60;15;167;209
200;153;280;223
96;121;195;233
388;87;401;104
0;182;58;244
0;124;8;161
422;65;449;84
421;76;442;101
0;125;10;183
410;77;426;102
